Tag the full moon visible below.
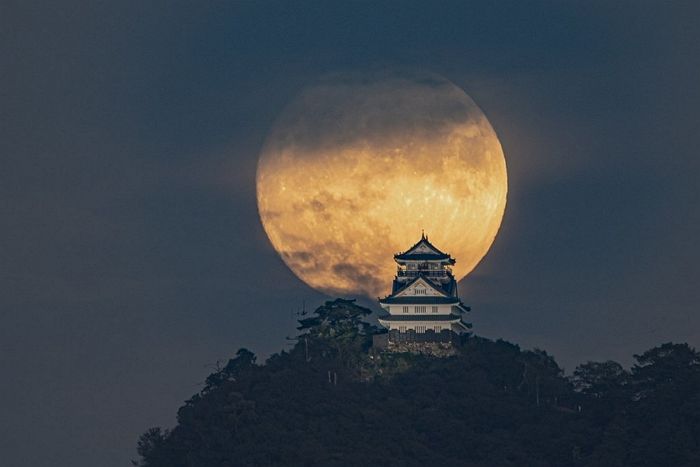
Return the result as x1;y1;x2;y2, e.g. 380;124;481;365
256;71;507;297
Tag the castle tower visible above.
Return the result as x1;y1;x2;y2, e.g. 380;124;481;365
377;234;471;352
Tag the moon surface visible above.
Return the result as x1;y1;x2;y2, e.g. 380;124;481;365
256;71;507;298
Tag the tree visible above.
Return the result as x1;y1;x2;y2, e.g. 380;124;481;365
586;343;700;467
631;342;700;399
203;348;257;393
572;361;629;399
133;428;171;467
297;298;376;369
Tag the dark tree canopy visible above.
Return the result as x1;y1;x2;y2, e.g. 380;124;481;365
296;298;375;337
572;361;629;398
134;304;700;467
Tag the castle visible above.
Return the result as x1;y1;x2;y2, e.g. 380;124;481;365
376;234;471;354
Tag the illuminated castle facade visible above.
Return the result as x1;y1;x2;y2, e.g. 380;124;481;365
377;234;471;351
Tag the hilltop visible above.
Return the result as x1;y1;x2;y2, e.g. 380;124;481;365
134;299;700;467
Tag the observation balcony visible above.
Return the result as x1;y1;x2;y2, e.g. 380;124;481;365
397;269;451;278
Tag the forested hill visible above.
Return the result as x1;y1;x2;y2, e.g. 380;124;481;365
134;299;700;467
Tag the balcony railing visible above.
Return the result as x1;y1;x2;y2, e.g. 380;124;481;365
397;269;450;277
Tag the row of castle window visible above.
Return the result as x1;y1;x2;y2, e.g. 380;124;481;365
398;325;443;333
402;306;439;313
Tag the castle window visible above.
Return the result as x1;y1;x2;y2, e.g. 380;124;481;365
416;325;426;333
435;325;442;332
431;306;438;313
399;326;407;333
402;306;409;313
415;287;426;295
415;306;427;313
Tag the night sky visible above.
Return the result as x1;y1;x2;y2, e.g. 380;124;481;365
3;2;699;466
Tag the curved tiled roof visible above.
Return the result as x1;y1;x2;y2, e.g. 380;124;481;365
379;296;460;305
377;313;463;322
393;234;455;262
395;253;454;261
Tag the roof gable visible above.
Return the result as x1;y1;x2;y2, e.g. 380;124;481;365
411;240;441;255
395;276;448;298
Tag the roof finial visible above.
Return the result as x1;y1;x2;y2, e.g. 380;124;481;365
421;229;425;240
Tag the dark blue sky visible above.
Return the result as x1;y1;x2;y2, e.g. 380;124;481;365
2;2;699;466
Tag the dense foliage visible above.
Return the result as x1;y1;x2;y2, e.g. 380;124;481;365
135;299;700;466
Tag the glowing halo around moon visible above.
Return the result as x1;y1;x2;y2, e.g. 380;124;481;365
256;71;507;298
